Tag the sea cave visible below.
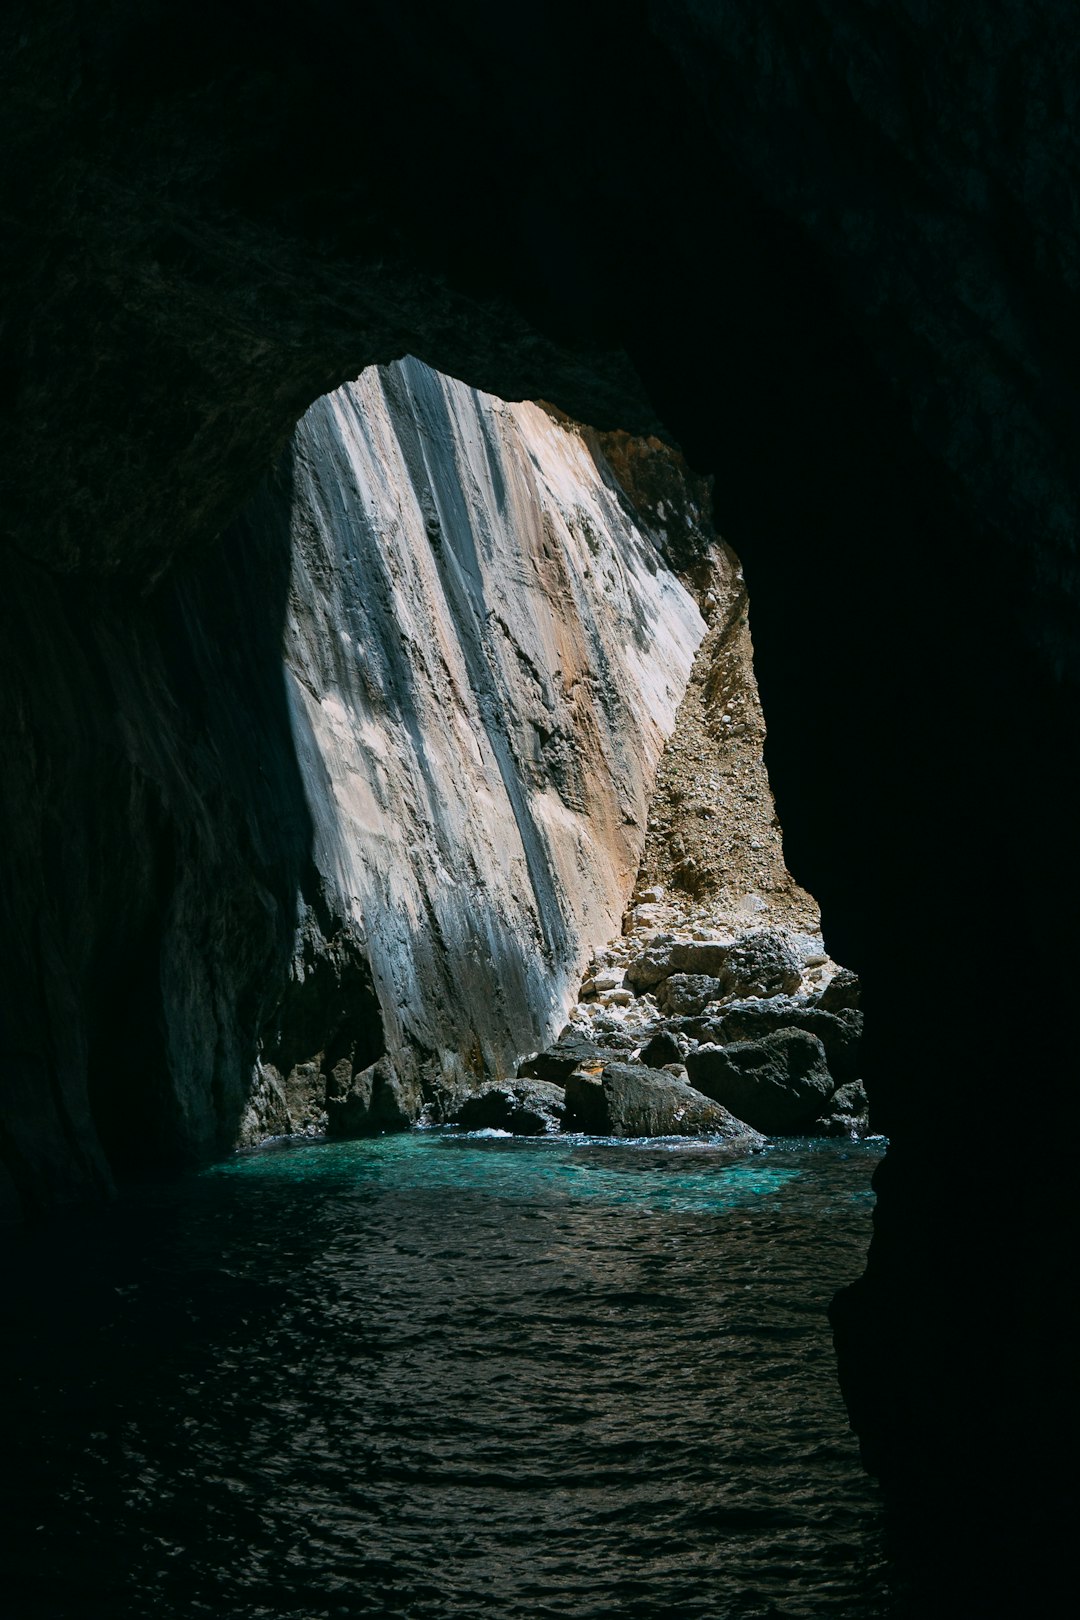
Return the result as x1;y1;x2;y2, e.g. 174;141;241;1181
2;6;1077;1617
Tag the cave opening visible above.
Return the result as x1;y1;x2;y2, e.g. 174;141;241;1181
206;354;865;1153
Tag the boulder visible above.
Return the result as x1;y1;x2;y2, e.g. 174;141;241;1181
714;998;862;1084
814;1079;871;1137
563;1062;763;1143
518;1032;632;1083
456;1079;566;1135
638;1028;682;1068
581;968;625;994
655;972;728;1016
685;1029;835;1134
624;938;679;991
722;930;803;997
668;939;733;978
817;968;861;1012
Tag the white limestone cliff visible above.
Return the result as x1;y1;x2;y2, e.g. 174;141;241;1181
248;357;706;1133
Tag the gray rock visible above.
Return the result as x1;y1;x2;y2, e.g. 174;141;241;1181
519;1032;632;1083
627;929;801;1002
685;1029;834;1134
655;972;728;1016
788;931;829;966
624;938;680;991
326;1056;422;1137
563;1061;763;1143
817;968;861;1011
714;997;862;1084
722;930;803;997
456;1079;566;1135
638;1028;682;1068
668;940;733;978
814;1079;871;1137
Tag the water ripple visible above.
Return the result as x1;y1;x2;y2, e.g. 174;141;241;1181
1;1134;890;1617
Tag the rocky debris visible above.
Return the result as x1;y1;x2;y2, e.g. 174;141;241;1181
668;940;735;978
581;968;626;995
815;1080;870;1138
638;1029;683;1068
685;1030;835;1135
562;902;865;1139
722;930;803;997
518;1030;636;1083
655;972;728;1016
632;542;822;935
563;1062;763;1144
625;926;807;1002
707;998;863;1085
455;1079;567;1135
625;940;682;992
817;968;861;1012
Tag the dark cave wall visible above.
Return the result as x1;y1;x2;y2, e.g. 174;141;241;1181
2;2;1078;1604
0;464;324;1215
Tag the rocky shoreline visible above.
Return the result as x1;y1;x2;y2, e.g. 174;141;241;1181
438;889;868;1149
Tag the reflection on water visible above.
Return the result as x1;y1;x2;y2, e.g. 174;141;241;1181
2;1132;889;1618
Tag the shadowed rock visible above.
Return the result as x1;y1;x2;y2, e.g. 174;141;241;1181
815;1080;871;1138
817;969;861;1012
519;1032;634;1084
686;1030;834;1135
456;1080;566;1136
655;973;728;1016
325;1056;421;1138
709;999;862;1086
564;1061;763;1143
638;1029;682;1069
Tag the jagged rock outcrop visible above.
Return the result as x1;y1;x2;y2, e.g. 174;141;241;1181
456;1079;567;1136
563;1061;762;1143
686;1030;835;1135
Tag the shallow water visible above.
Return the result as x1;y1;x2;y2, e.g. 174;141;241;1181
2;1132;890;1618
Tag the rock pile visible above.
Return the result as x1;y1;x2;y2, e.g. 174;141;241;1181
446;892;868;1143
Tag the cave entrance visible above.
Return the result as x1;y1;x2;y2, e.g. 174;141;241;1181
250;355;862;1144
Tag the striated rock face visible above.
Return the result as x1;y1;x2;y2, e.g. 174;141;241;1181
246;358;704;1131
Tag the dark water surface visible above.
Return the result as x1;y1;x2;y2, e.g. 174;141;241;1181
2;1133;890;1618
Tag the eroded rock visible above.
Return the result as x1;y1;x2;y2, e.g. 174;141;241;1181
685;1030;834;1134
815;1079;871;1138
711;998;862;1085
817;969;861;1012
655;972;728;1016
722;931;803;998
563;1061;762;1143
638;1029;682;1068
455;1080;567;1136
325;1056;422;1138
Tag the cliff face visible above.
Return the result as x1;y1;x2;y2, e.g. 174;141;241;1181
0;358;704;1209
247;359;703;1135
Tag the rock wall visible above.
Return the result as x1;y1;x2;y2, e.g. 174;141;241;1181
247;358;704;1135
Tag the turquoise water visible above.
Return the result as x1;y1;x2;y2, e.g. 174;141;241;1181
213;1130;806;1212
3;1131;889;1618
